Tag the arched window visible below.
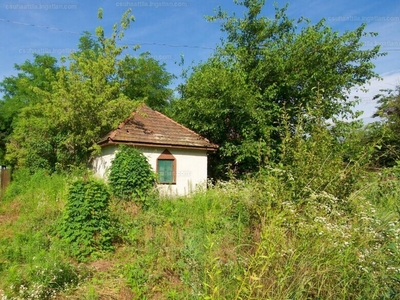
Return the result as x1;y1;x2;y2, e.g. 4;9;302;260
157;149;176;184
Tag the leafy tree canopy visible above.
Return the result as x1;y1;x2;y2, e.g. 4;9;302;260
2;9;175;171
171;0;384;177
4;10;158;171
0;54;59;164
72;31;174;111
119;53;175;112
366;86;400;166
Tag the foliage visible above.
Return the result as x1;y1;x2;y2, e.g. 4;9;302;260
224;183;400;299
0;169;88;299
278;105;370;200
119;52;175;112
108;146;156;204
5;9;140;172
172;58;271;178
0;54;58;165
110;176;400;299
367;86;400;166
115;184;252;299
58;179;113;261
4;9;175;173
2;258;85;300
75;31;102;59
171;0;383;177
1;165;400;298
362;164;400;214
0;4;397;299
73;33;175;112
74;31;174;113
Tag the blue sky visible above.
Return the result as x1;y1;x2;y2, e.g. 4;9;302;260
1;0;400;122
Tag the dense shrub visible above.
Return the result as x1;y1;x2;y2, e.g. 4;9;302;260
222;184;400;299
58;179;113;261
108;146;156;203
2;258;86;300
1;167;400;299
278;106;368;201
0;169;87;299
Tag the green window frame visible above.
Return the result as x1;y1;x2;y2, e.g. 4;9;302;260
157;159;174;183
157;149;176;184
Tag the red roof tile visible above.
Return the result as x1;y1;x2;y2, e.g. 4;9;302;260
98;104;218;151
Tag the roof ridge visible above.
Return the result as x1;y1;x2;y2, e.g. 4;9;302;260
100;103;218;150
150;107;211;142
108;103;143;141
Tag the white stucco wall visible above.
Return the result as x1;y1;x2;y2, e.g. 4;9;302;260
92;145;209;196
92;145;118;179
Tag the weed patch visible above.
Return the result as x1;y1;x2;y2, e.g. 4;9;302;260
58;179;113;261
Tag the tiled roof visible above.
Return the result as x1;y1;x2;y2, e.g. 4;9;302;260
98;104;218;151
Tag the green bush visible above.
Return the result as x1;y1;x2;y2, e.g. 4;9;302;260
0;170;87;299
278;106;368;201
2;259;86;300
221;186;400;299
108;146;156;203
58;179;113;261
1;166;400;298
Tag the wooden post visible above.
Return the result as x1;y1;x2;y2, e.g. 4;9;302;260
0;166;11;198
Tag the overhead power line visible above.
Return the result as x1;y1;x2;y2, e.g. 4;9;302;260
0;18;81;35
0;18;216;51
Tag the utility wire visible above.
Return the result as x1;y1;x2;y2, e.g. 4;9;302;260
0;18;216;51
2;18;397;53
0;18;81;35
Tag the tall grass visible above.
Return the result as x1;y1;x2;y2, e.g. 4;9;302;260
0;170;89;299
1;158;399;298
104;171;400;299
110;183;253;299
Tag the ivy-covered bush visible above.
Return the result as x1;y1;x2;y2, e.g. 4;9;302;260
108;146;156;202
58;179;113;261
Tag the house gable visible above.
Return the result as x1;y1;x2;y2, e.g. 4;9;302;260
93;104;217;196
98;104;218;151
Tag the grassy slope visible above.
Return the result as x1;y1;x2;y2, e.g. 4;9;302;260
0;169;399;299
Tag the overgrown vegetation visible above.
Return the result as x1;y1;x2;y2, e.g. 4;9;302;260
1;99;399;298
0;9;174;171
1;158;400;298
366;86;400;167
0;170;90;299
58;179;114;261
108;146;156;204
1;0;399;299
171;1;383;178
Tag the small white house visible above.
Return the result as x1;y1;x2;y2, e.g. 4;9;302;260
93;104;218;196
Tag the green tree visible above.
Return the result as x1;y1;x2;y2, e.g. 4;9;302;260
71;32;174;111
108;146;156;204
0;54;58;164
76;31;102;58
6;9;139;171
368;86;400;166
171;0;383;177
119;53;175;112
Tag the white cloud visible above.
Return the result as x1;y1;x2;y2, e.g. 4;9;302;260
353;72;400;122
